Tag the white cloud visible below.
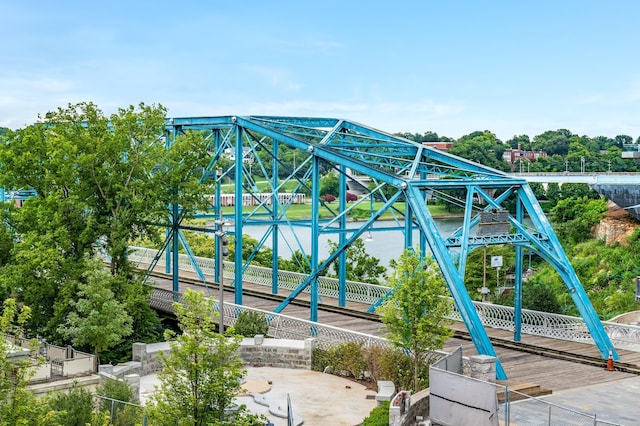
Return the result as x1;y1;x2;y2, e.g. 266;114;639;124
248;67;303;92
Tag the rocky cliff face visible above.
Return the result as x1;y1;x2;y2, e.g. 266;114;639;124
594;205;639;245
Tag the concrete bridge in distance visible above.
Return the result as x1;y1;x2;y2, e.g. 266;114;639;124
512;172;640;221
347;172;640;220
510;172;640;185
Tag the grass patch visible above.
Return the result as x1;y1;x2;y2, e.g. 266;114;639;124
221;201;458;220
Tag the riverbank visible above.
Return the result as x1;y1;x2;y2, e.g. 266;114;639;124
222;203;465;222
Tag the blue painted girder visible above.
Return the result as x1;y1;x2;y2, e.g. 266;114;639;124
152;115;618;381
405;184;507;379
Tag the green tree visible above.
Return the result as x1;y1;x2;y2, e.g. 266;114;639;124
320;172;340;197
43;384;94;426
326;238;387;284
532;129;572;156
0;102;210;351
58;261;133;364
551;197;607;246
0;102;212;276
147;289;266;426
449;131;507;171
96;379;143;426
377;251;454;391
279;249;312;273
0;299;43;424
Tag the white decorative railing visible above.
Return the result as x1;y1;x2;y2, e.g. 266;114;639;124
128;246;389;305
130;246;640;352
149;287;392;350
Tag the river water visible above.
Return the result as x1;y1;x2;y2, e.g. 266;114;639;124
242;218;463;267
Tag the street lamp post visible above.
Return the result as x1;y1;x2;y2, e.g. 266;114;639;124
215;214;229;334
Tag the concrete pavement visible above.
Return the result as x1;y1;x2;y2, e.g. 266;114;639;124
140;366;378;426
506;375;640;425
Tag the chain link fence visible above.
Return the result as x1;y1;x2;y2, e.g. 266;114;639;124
94;395;147;426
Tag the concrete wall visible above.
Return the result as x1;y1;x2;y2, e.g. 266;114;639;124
63;356;94;376
117;336;315;378
238;336;314;369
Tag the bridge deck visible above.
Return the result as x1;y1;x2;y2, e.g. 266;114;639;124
148;274;640;393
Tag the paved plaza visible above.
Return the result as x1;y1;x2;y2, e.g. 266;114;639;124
139;366;378;426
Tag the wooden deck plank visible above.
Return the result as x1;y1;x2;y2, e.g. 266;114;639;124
149;274;640;393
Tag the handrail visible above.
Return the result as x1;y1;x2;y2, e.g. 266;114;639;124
129;246;640;352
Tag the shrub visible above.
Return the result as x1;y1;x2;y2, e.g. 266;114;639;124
232;311;269;337
312;347;332;372
365;344;385;384
338;342;366;378
346;192;358;202
313;342;367;378
321;194;336;203
363;401;389;426
44;384;93;426
96;379;142;426
378;348;414;391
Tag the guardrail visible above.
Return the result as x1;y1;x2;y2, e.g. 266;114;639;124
150;287;393;351
130;246;640;352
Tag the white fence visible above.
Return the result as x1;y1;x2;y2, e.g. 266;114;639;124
128;246;640;352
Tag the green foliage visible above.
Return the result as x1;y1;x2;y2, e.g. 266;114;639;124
513;227;640;319
377;347;415;391
449;131;508;171
320;172;340;197
326;238;387;285
147;289;266;426
363;401;390;426
496;277;561;313
377;251;454;391
96;384;144;426
278;249;312;273
225;234;274;268
231;310;270;337
43;384;94;426
58;260;133;361
312;342;367;379
532;129;572;156
347;206;369;220
0;102;204;354
0;299;42;424
551;197;607;245
312;343;415;391
463;245;515;302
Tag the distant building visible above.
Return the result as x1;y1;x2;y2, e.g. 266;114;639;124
423;141;453;151
502;144;547;165
226;147;254;163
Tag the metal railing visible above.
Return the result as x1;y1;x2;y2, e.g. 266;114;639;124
150;287;395;351
129;246;389;305
94;395;147;425
130;246;640;352
499;386;621;425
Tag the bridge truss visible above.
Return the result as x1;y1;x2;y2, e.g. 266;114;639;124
152;115;616;380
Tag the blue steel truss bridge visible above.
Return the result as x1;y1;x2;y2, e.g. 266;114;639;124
133;115;627;381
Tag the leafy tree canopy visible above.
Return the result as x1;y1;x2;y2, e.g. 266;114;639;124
377;250;454;391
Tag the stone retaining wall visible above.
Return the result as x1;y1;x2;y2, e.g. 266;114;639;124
106;336;315;378
238;335;314;369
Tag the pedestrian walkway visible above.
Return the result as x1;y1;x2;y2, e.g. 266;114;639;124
506;375;640;425
139;366;378;426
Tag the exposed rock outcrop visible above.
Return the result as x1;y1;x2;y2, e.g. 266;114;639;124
593;202;639;245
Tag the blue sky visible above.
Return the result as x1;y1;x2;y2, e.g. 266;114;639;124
2;1;639;141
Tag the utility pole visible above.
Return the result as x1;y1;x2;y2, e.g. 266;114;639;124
215;212;229;334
